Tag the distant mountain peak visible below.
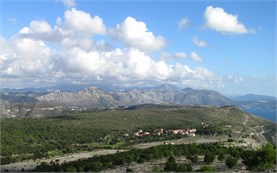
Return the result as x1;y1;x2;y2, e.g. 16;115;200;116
152;83;179;91
79;86;104;94
182;87;194;93
84;86;99;90
233;94;277;102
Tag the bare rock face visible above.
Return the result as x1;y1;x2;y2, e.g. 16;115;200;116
37;85;234;112
37;87;118;109
0;84;235;117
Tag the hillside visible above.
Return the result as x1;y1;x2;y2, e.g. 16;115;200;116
1;105;276;167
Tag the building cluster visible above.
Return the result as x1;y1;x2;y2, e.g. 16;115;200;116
171;128;197;136
134;129;151;137
132;128;197;137
66;106;88;111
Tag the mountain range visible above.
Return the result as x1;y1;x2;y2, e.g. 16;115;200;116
230;94;277;109
37;84;234;107
0;84;275;118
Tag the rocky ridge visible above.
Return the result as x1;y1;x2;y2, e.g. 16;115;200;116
1;84;235;117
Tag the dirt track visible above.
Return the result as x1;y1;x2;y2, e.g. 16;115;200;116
131;136;227;149
1;149;126;172
1;136;246;172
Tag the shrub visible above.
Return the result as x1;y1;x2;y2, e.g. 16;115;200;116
204;153;216;164
199;165;215;172
225;156;238;168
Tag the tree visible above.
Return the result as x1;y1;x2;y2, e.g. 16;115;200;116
152;166;161;172
229;147;240;158
225;156;238;168
204;153;216;164
177;164;193;172
257;143;276;171
241;150;256;170
65;166;77;172
199;165;215;172
217;153;225;161
241;144;276;171
187;155;198;164
227;138;234;142
126;167;133;172
137;157;145;163
164;156;177;171
91;161;103;171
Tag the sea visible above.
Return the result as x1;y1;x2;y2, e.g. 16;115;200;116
244;108;277;122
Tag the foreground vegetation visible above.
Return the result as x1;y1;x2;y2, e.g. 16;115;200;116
1;105;275;165
33;142;276;172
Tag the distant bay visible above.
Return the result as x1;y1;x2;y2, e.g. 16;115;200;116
244;108;276;122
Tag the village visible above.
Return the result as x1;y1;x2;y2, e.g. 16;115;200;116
123;128;197;138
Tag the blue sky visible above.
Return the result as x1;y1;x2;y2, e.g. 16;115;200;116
0;0;276;96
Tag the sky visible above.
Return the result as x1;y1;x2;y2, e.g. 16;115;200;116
0;0;276;96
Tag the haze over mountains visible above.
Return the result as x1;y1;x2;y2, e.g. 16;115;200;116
0;83;276;118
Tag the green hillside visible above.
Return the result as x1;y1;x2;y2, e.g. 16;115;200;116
1;105;275;164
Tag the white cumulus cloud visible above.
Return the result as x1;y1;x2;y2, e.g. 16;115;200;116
59;0;76;8
193;35;207;47
109;17;166;52
178;17;189;31
30;20;52;33
1;37;55;77
160;52;188;61
161;51;203;63
191;52;203;62
16;9;106;42
61;8;106;35
0;9;222;89
227;75;244;83
204;6;249;34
